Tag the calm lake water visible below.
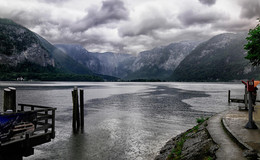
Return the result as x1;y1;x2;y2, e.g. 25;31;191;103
0;82;244;160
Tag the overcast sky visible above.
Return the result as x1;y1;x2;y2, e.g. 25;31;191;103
0;0;259;54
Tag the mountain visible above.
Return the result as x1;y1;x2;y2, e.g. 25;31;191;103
171;33;260;81
57;41;198;80
55;44;133;78
125;41;199;80
0;18;105;81
36;35;92;75
0;18;55;67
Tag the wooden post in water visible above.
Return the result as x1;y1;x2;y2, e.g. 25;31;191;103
72;87;80;133
3;87;16;112
72;89;77;133
3;88;11;112
8;87;16;112
75;88;80;132
228;90;231;103
80;89;84;131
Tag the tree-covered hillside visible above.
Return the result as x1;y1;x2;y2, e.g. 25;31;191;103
0;18;109;81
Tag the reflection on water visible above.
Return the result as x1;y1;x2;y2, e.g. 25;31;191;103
0;82;244;160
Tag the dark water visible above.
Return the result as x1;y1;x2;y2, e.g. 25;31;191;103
0;82;241;160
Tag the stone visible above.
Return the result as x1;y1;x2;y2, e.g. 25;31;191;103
243;149;258;160
154;121;218;160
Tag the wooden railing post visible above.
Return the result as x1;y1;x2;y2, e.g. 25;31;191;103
21;104;24;112
80;89;84;131
45;110;48;133
51;109;55;138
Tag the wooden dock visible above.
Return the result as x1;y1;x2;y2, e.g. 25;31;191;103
228;90;260;103
229;98;260;103
0;104;56;160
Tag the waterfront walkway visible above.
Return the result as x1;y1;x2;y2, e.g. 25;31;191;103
208;109;260;159
207;110;247;160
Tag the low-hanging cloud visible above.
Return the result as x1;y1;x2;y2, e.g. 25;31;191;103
178;9;226;26
119;16;178;37
37;0;69;4
71;0;129;32
213;19;256;32
118;6;181;38
198;0;216;6
239;0;260;19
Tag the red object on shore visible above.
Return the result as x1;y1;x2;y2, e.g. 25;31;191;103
247;80;255;92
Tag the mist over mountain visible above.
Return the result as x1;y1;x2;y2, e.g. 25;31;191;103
171;32;260;81
57;41;198;80
55;44;133;78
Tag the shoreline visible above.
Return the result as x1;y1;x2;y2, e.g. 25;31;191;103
154;120;218;160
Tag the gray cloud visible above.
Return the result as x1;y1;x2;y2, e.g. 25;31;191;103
118;7;181;38
178;9;226;26
239;0;260;19
119;17;177;37
2;9;57;29
174;30;212;42
71;0;129;32
198;0;216;6
0;0;257;55
213;19;256;32
37;0;69;4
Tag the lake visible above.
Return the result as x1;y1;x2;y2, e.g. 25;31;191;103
0;82;244;160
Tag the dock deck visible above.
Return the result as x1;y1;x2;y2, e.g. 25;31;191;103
0;104;56;160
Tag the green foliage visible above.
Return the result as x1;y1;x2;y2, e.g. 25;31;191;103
196;117;206;124
245;19;260;66
167;137;186;160
167;124;202;160
167;117;210;160
175;138;185;158
192;125;199;132
206;156;213;160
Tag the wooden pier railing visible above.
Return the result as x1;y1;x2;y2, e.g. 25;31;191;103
18;104;56;139
0;104;56;160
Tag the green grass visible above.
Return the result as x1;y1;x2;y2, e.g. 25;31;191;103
196;117;209;124
206;156;213;160
167;118;209;160
167;127;197;160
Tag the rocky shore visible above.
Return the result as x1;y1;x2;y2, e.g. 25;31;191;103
154;121;219;160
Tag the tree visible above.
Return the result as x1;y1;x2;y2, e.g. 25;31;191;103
245;19;260;66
